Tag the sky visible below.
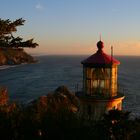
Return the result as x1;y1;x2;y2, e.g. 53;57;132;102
0;0;140;55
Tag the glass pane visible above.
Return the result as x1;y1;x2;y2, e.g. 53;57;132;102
92;68;109;80
100;80;105;88
93;80;98;87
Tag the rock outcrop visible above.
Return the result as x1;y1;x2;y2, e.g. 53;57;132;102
0;48;36;65
30;86;80;113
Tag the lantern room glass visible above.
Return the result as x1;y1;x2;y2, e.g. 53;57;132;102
84;66;118;97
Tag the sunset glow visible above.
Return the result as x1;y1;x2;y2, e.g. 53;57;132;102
1;0;140;56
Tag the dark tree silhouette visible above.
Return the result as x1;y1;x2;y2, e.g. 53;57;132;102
95;109;136;140
0;86;140;140
0;18;38;48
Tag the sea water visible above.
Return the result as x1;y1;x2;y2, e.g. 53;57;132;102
0;55;140;116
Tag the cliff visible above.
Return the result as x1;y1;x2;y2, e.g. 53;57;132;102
0;48;36;65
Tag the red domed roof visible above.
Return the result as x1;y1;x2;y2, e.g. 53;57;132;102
82;41;120;67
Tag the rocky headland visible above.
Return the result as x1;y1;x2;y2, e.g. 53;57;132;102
0;48;36;65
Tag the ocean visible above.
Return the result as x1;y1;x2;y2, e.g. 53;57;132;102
0;55;140;116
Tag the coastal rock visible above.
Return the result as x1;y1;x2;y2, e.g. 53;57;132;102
0;48;35;65
30;86;80;113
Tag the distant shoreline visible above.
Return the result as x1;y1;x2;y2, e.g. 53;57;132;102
0;48;36;66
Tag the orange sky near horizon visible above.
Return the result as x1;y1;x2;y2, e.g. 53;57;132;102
2;0;140;56
25;39;140;56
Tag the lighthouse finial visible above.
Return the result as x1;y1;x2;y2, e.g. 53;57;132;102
111;46;113;64
100;34;102;41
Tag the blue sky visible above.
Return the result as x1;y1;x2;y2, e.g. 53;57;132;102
1;0;140;55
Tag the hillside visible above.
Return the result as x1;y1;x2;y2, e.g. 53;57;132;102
0;48;36;65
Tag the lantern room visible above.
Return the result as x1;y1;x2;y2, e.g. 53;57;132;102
81;40;120;98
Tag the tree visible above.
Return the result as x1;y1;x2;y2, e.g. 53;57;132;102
0;18;38;48
94;109;136;140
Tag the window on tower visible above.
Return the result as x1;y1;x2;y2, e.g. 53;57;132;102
91;68;110;95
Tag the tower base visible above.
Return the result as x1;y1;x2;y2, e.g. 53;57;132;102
77;93;125;120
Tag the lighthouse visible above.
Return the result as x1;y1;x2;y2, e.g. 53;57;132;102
77;40;125;120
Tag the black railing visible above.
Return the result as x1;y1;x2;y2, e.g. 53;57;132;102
75;85;125;100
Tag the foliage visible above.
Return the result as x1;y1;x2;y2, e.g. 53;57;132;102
0;87;140;139
0;18;38;48
0;87;8;106
93;109;137;140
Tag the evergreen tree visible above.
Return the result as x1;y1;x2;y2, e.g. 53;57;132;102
0;18;38;48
